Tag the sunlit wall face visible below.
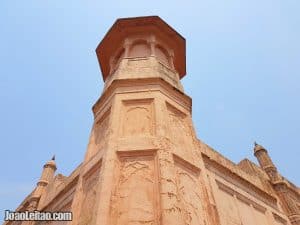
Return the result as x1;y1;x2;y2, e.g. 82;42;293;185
0;0;299;214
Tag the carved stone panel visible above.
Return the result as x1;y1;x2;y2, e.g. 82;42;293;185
174;156;203;225
214;180;275;225
94;110;110;151
86;110;110;161
121;99;154;137
79;162;101;225
112;152;158;225
166;103;194;154
273;213;288;225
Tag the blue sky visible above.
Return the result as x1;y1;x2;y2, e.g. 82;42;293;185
1;0;299;213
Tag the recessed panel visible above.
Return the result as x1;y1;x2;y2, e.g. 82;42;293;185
112;151;159;225
78;162;102;225
121;99;154;137
174;156;203;225
166;102;194;155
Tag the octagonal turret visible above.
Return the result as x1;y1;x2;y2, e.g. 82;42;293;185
96;16;186;82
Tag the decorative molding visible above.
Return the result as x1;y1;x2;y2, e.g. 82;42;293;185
120;98;155;137
79;161;102;225
204;155;278;210
174;155;203;225
94;109;110;147
111;150;159;225
82;159;102;180
173;154;201;177
41;175;78;211
92;78;192;116
166;102;196;159
273;212;288;224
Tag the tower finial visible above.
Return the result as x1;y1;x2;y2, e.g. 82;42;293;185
254;141;258;146
51;155;55;161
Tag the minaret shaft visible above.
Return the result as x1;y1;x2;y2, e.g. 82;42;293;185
8;16;300;225
254;143;300;225
68;16;218;225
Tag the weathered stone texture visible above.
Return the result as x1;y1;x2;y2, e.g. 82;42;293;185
5;16;299;225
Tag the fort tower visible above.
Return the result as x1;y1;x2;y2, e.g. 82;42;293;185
6;16;300;225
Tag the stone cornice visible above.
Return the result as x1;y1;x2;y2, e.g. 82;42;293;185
202;151;279;209
92;77;192;118
40;174;79;211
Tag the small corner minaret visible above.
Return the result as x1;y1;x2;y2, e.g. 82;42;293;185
40;155;57;185
254;143;300;225
253;142;280;182
27;156;57;211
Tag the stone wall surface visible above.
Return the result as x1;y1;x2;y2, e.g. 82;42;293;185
5;16;299;225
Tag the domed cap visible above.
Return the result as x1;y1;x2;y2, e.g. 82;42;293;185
44;155;57;170
96;16;186;81
254;142;267;154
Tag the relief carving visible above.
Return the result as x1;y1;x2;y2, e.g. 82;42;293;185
285;192;300;215
166;103;194;155
86;110;110;160
215;180;274;225
273;213;288;225
122;100;154;137
174;158;203;225
79;163;101;225
94;110;110;150
112;153;158;225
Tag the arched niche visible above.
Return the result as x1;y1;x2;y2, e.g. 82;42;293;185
129;41;151;58
111;48;125;73
155;45;170;67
